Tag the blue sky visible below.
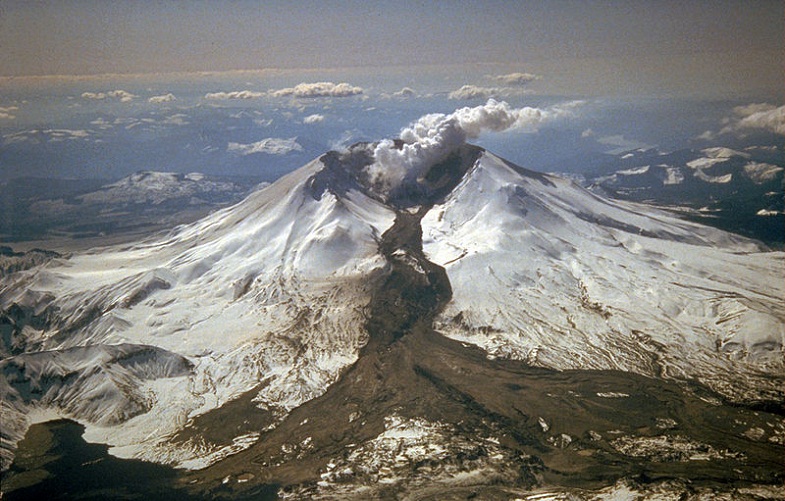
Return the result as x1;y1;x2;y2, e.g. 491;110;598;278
1;0;782;98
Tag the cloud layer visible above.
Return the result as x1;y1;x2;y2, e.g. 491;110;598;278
366;99;580;195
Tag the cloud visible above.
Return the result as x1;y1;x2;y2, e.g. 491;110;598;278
0;106;17;120
162;113;189;126
581;128;595;138
366;98;580;195
732;103;777;117
709;103;785;137
148;93;176;103
270;82;363;98
448;85;505;100
447;84;534;100
81;90;136;102
329;130;357;151
727;103;785;136
205;90;265;100
492;72;541;86
227;137;303;156
303;114;325;124
393;87;416;98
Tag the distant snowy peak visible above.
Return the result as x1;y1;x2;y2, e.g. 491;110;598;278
0;152;398;469
78;170;249;206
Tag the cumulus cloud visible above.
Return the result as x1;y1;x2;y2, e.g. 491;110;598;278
227;137;303;156
148;93;176;103
366;98;580;195
492;72;540;86
0;106;17;120
270;82;363;98
205;90;265;100
303;114;325;124
447;84;535;100
393;87;416;98
82;90;136;102
727;103;785;136
448;85;505;100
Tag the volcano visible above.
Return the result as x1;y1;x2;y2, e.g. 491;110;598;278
1;141;783;499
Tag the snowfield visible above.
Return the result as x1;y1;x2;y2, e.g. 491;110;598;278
0;155;395;468
422;151;783;402
1;146;782;475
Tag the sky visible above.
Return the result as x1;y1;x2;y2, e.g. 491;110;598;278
1;0;782;98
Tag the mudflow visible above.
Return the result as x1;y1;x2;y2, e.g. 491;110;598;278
178;146;783;499
3;145;783;501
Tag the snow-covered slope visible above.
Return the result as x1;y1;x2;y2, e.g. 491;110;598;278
74;171;250;206
422;151;783;402
1;142;782;476
0;155;395;468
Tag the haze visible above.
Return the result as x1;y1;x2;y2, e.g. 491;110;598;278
1;0;782;98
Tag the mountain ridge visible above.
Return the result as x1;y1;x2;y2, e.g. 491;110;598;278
1;144;783;498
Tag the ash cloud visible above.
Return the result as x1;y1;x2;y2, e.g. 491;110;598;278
365;99;580;196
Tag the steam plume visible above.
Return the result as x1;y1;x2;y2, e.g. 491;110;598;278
366;99;579;195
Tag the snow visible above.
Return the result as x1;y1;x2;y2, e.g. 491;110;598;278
2;144;782;473
422;150;783;402
693;169;732;183
743;161;783;184
0;155;395;468
616;165;649;176
310;413;521;497
227;137;302;156
701;147;750;159
662;166;684;185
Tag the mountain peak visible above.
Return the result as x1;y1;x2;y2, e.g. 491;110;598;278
310;142;485;209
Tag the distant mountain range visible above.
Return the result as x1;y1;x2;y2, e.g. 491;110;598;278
0;172;261;244
569;145;784;246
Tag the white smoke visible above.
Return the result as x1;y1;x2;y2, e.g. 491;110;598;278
365;99;580;195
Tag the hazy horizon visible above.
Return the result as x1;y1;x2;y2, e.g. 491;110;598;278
1;1;782;99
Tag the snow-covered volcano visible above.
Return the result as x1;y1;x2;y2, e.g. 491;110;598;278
1;149;397;468
1;104;783;497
